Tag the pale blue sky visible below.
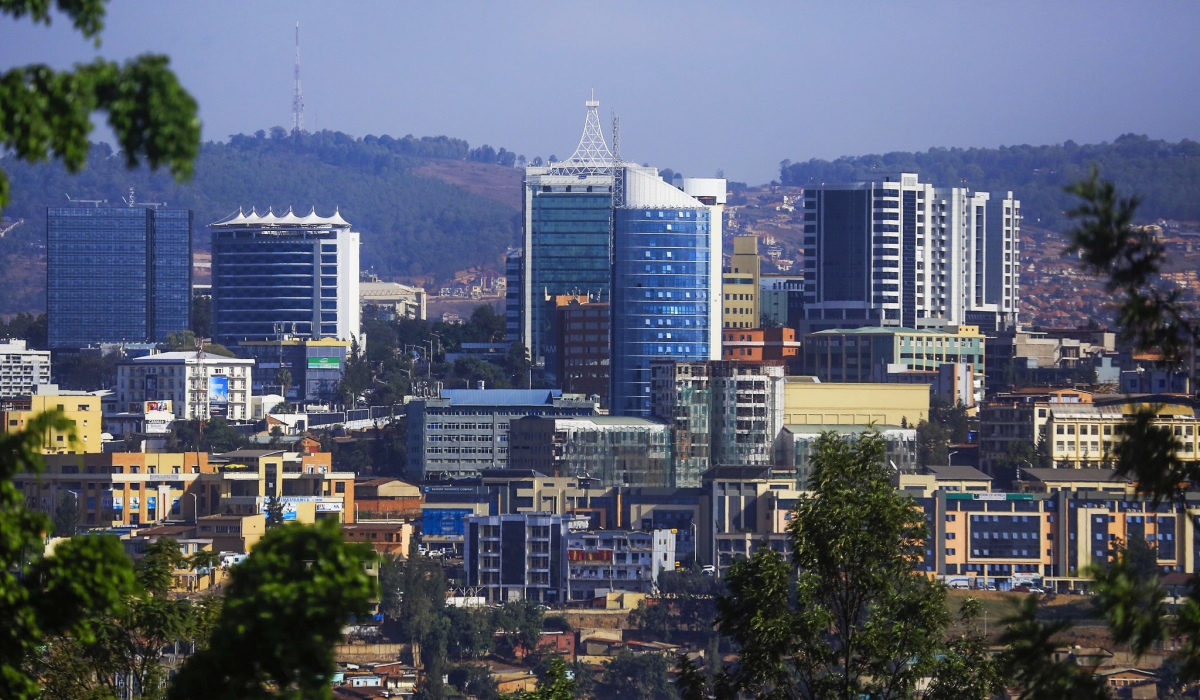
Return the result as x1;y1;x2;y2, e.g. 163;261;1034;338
3;1;1199;184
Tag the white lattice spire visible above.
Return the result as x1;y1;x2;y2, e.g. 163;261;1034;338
550;90;614;175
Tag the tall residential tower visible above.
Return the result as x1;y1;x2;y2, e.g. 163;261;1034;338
799;174;1019;334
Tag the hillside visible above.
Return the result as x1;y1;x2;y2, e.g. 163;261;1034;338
780;134;1200;230
0;130;523;314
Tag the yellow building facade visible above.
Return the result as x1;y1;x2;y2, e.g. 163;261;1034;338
2;390;102;454
722;235;761;329
783;379;929;427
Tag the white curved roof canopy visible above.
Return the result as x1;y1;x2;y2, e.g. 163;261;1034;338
211;206;352;228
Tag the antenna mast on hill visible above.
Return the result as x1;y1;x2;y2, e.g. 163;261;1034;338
291;21;305;135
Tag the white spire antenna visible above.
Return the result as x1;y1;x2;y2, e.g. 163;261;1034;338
549;90;613;176
291;21;305;135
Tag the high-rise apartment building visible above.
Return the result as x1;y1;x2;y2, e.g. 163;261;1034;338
723;235;761;329
611;172;725;417
47;204;192;348
799;174;1018;334
210;208;360;347
710;361;786;467
650;360;711;488
517;99;615;364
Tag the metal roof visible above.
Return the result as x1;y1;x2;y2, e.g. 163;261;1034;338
440;388;564;406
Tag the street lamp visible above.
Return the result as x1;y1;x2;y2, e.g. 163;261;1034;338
948;450;959;465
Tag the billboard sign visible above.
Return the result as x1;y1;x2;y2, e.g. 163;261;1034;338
422;508;472;537
208;376;230;418
308;357;341;370
144;400;172;413
567;549;613;563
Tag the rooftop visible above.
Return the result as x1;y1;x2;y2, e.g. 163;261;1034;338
808;326;981;336
210;206;351;229
126;351;254;364
1022;468;1128;483
436;388;570;406
926;465;992;481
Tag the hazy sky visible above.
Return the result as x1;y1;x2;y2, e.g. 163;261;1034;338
4;1;1199;184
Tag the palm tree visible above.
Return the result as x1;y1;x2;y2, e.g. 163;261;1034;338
189;549;223;590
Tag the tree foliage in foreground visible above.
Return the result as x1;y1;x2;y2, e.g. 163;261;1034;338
0;0;199;209
167;520;377;700
0;410;137;699
685;431;1001;700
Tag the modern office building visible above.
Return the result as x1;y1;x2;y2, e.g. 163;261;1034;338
517;99;615;364
210;207;360;347
504;249;525;344
507;415;672;487
550;295;610;404
698;465;802;575
47;203;192;348
610;172;725;417
464;512;572;604
798;174;1019;334
406;388;598;480
115;351;254;422
0;340;51;398
723;235;761;329
235;337;350;403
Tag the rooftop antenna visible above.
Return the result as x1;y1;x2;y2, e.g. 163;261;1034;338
550;91;613;175
291;21;304;135
609;109;622;266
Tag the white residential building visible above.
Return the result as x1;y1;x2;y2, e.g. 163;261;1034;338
115;351;254;422
0;340;51;398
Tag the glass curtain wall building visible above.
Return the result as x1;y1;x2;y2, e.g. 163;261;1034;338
611;170;725;417
47;204;192;349
517;98;614;367
210;208;360;347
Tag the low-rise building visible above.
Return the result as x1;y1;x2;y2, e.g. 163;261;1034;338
699;465;802;575
803;325;985;384
783;378;929;427
1;385;102;453
566;529;676;602
235;337;350;403
0;339;51;398
406;388;597;480
720;328;800;364
779;424;918;486
115;351;254;422
342;522;413;556
463;512;572;604
359;280;427;321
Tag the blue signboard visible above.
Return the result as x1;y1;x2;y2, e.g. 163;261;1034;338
422;508;472;537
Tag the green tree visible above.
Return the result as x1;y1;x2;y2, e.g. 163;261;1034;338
512;656;577;700
52;491;79;536
167;418;248;454
190;294;211;339
167;520;377;700
0;411;136;699
0;0;200;209
264;495;285;528
505;341;532;388
924;598;1006;700
446;664;499;700
338;338;371;407
916;418;951;465
599;650;678;700
701;431;958;700
275;368;293;399
997;597;1108;700
164;329;199;351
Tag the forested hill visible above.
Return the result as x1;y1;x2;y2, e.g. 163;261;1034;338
0;129;523;285
780;134;1200;229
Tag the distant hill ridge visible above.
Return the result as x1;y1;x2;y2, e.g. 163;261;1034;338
780;134;1200;229
0;129;524;294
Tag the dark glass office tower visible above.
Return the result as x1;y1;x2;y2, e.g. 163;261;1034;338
46;205;192;349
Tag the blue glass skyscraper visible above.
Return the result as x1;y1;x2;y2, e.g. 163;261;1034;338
47;205;192;349
610;170;726;417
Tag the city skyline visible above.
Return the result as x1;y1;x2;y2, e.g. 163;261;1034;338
2;2;1198;184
